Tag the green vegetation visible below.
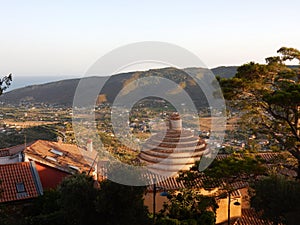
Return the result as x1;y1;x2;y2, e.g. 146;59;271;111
0;125;58;148
1;173;150;225
0;74;12;96
0;106;72;148
2;48;300;225
177;156;267;224
250;174;300;225
178;155;266;190
0;74;11;225
156;189;218;225
219;47;300;178
96;179;150;225
0;66;237;107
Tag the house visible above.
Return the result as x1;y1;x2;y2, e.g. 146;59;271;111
24;140;94;189
143;174;242;225
136;113;242;223
139;113;296;224
0;143;27;165
0;161;43;204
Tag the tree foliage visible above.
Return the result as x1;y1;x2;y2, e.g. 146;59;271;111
58;173;98;225
156;189;218;225
23;173;150;225
250;175;300;225
175;156;266;224
219;47;300;178
203;155;266;184
178;155;266;190
0;74;12;224
0;74;12;95
24;173;97;225
96;179;150;225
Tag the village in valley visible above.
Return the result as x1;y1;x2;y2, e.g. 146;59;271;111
1;1;300;224
1;62;300;225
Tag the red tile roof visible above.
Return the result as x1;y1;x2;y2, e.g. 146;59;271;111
146;175;186;191
0;149;9;157
145;174;240;198
233;209;283;225
0;162;43;203
216;152;281;161
216;152;297;178
0;143;29;157
24;140;92;174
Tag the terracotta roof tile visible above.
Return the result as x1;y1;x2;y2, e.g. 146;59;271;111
139;152;293;192
234;208;283;225
0;162;43;203
24;140;92;174
0;149;9;157
0;143;30;157
216;153;281;161
145;173;224;192
216;152;297;178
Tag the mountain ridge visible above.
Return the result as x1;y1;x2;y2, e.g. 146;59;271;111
0;66;238;107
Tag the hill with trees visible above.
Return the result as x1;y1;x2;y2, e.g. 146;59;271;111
0;66;237;107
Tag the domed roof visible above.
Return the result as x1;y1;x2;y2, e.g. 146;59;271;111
169;113;181;120
138;113;206;177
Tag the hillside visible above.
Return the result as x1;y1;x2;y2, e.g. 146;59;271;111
0;66;238;107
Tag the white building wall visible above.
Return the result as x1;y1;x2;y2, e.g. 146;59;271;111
0;153;23;165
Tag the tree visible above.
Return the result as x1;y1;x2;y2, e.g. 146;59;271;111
25;173;98;225
58;173;98;225
24;189;63;225
156;189;218;225
0;74;12;95
178;154;266;190
0;179;9;225
219;47;300;178
95;179;151;225
0;74;12;224
177;155;266;225
25;166;151;225
92;161;151;225
250;174;300;225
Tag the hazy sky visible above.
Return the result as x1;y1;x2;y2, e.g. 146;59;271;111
1;0;300;77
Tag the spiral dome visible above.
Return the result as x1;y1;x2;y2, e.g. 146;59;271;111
138;113;206;176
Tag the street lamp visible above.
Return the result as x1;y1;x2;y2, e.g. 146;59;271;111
153;179;169;224
227;191;241;225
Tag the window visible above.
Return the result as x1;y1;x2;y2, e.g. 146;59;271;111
16;182;25;193
69;165;80;171
45;156;58;162
16;182;28;199
50;148;63;156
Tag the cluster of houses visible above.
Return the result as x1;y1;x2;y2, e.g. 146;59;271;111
0;113;292;224
0;139;96;204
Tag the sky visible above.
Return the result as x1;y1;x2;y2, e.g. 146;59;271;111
1;0;300;79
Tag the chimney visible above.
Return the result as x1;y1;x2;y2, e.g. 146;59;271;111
93;161;98;181
87;139;93;152
57;136;63;143
169;113;182;131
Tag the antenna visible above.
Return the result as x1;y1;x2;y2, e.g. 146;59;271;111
24;126;27;150
24;113;27;151
88;153;99;175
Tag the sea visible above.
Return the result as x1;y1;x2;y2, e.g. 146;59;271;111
7;75;79;91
